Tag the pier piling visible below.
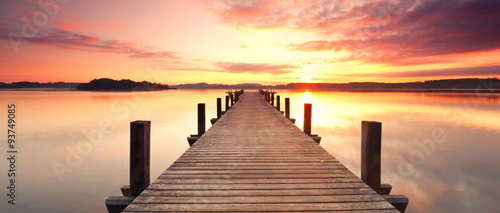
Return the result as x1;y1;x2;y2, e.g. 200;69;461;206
276;95;281;112
304;103;312;136
198;103;205;136
217;98;222;118
361;121;382;194
130;120;151;196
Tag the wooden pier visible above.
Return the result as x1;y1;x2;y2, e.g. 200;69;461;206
112;91;404;212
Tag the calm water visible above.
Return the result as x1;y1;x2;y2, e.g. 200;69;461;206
0;89;499;212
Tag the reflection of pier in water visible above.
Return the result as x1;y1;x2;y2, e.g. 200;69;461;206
106;91;408;212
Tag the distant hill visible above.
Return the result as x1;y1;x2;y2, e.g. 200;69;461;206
76;78;170;91
0;81;79;89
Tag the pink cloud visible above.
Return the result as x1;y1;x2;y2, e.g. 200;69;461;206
97;24;123;29
69;14;85;20
2;28;179;60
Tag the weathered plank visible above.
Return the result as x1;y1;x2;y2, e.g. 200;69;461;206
123;92;398;212
133;194;384;204
124;202;395;212
154;178;363;184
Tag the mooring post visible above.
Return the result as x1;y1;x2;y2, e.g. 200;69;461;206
276;95;281;111
225;95;229;111
304;103;312;136
285;98;290;119
105;121;150;212
271;92;275;106
198;103;206;136
130;120;150;196
229;93;233;107
217;98;222;118
361;121;381;194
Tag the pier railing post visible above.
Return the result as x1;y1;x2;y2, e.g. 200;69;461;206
304;103;312;136
276;95;281;111
361;121;381;194
225;95;229;111
285;98;290;119
229;93;233;107
130;120;150;196
235;91;240;102
271;92;275;106
217;98;222;118
198;103;206;136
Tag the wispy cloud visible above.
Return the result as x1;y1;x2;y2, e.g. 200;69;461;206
57;22;82;30
69;14;85;20
3;28;179;59
56;22;123;30
208;0;500;65
215;62;297;75
338;65;500;78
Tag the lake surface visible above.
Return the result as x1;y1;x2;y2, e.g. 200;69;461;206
1;89;499;212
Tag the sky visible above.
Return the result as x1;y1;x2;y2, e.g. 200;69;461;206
1;0;500;85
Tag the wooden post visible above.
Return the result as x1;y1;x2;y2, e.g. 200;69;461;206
276;95;281;111
225;95;229;111
229;93;233;107
271;93;274;106
361;121;382;194
217;98;222;118
198;103;205;136
285;98;290;119
304;103;312;136
130;120;150;196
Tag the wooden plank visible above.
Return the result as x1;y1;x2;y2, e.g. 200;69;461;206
147;182;369;190
155;178;363;185
158;173;355;179
132;194;385;204
170;162;341;166
162;169;350;175
124;202;397;212
138;188;378;197
168;165;346;170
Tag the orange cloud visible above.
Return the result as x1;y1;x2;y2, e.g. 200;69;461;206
58;22;83;30
215;62;297;75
